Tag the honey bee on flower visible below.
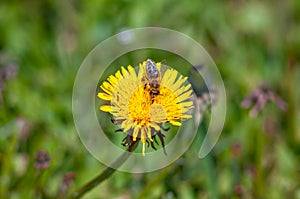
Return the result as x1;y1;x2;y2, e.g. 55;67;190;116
97;59;194;156
143;59;161;97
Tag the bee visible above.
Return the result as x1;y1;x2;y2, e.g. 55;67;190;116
144;59;161;96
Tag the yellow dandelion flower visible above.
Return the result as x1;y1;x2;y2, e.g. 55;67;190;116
98;59;194;156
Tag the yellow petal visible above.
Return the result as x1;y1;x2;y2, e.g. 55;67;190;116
183;84;192;92
150;122;160;131
170;121;182;126
115;70;122;79
170;76;185;92
180;101;194;107
121;66;128;76
145;127;153;142
97;92;112;100
127;65;134;71
181;114;193;119
142;142;146;156
107;75;119;86
156;62;161;70
177;90;193;102
100;85;112;95
162;69;176;87
132;126;139;141
122;120;132;132
101;81;114;92
100;105;112;113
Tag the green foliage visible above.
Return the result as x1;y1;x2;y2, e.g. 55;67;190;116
0;0;299;198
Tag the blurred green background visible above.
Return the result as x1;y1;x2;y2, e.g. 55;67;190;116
0;0;299;199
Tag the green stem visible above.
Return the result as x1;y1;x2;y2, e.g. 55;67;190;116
254;121;263;199
68;142;137;199
34;170;43;198
285;61;297;151
0;133;18;198
250;117;264;199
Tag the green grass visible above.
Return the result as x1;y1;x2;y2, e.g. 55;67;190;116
0;0;299;198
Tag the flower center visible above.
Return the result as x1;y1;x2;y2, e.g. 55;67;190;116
128;86;152;127
127;84;181;127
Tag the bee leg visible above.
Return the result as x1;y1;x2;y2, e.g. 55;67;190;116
146;139;150;147
157;131;167;155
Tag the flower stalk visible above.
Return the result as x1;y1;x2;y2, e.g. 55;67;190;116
67;142;137;199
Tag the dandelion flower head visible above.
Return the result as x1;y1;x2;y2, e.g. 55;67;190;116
98;59;194;156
